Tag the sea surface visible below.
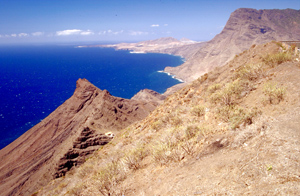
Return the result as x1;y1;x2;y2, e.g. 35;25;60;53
0;44;184;149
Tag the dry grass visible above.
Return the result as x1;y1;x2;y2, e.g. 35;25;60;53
262;82;286;104
36;41;300;196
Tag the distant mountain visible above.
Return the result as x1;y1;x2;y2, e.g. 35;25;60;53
37;40;300;196
137;37;181;45
2;8;300;196
165;8;300;82
0;79;159;196
96;37;204;61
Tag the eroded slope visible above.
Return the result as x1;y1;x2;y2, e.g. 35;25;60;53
37;42;300;195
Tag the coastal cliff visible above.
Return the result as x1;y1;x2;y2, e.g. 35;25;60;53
0;79;160;196
165;8;300;82
1;8;300;196
38;41;300;196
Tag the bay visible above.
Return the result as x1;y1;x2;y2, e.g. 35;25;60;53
0;44;183;149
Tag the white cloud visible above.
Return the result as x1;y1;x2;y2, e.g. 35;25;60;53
151;24;160;27
18;33;28;37
56;29;94;36
80;30;94;35
99;30;107;35
129;31;149;36
98;30;124;35
113;30;124;35
11;34;17;37
56;29;82;36
32;32;44;36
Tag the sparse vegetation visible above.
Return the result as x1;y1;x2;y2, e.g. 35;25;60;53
263;82;286;104
210;79;242;106
207;83;221;93
122;144;148;170
35;41;300;196
191;105;205;117
234;63;264;81
184;125;200;140
94;159;126;196
152;136;182;165
263;49;293;66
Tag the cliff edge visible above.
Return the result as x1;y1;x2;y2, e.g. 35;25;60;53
165;8;300;82
0;79;159;196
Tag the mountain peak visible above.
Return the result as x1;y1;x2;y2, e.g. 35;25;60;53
0;79;160;196
165;8;300;82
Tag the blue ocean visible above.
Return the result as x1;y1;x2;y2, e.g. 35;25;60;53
0;44;183;149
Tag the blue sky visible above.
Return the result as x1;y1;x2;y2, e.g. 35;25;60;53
0;0;299;44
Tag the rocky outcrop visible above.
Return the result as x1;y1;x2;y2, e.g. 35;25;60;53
54;127;113;178
165;8;300;82
131;89;166;104
0;79;158;196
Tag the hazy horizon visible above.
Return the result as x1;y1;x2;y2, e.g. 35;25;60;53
0;0;299;45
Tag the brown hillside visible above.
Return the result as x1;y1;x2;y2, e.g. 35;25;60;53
165;8;300;82
0;79;159;196
37;42;300;195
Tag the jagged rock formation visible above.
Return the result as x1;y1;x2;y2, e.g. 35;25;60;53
54;127;113;178
0;79;159;196
165;8;300;82
1;8;300;196
36;41;300;196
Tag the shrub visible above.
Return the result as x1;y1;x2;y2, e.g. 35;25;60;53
180;140;196;156
169;114;183;126
216;105;260;129
191;105;205;117
122;145;148;171
207;83;221;93
219;79;242;106
263;82;286;104
152;133;183;165
209;80;242;106
152;142;182;165
263;52;293;67
151;119;163;131
95;159;126;196
234;64;264;81
228;106;260;129
185;125;199;140
216;105;232;122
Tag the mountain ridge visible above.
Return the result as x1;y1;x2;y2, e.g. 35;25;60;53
165;8;300;82
37;40;300;196
0;79;160;196
1;8;300;196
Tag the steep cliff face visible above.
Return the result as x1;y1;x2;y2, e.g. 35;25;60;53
0;79;158;196
36;41;300;196
165;8;300;82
